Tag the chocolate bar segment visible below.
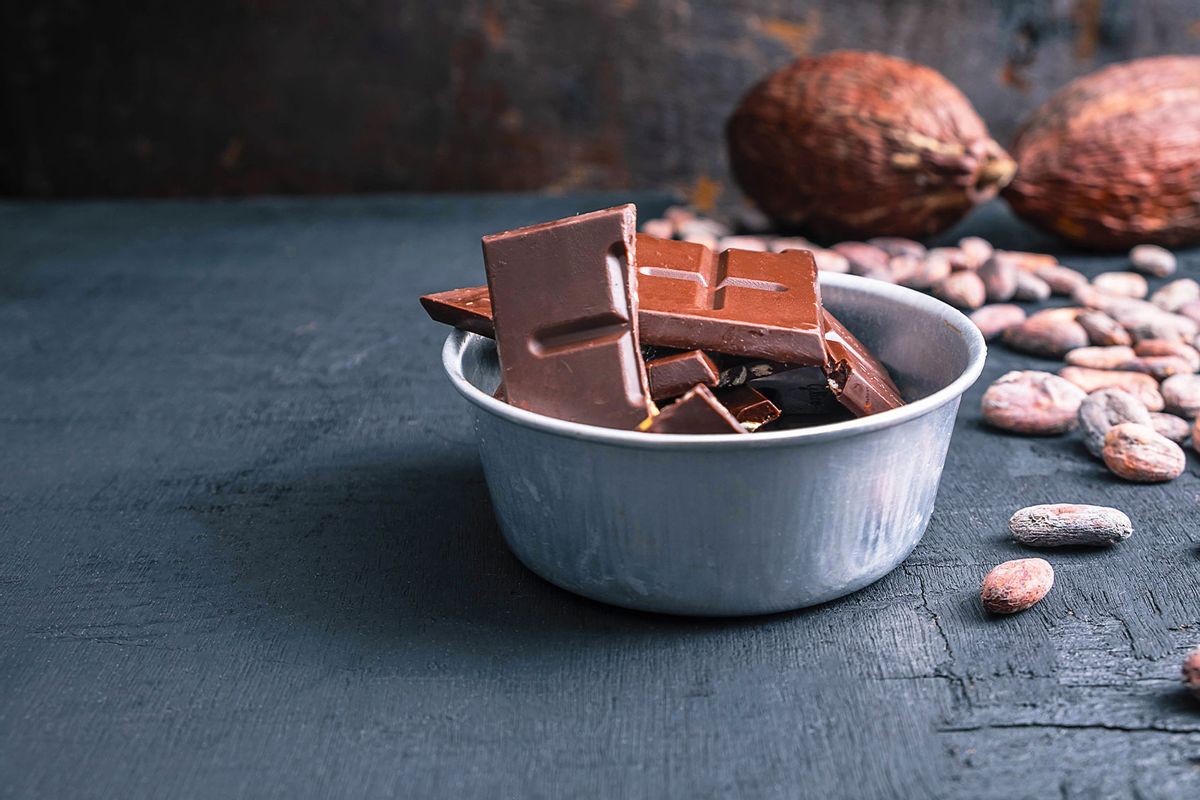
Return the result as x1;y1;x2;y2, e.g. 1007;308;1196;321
640;385;745;434
646;350;720;401
635;235;826;365
420;286;494;338
713;386;781;431
482;205;654;428
821;310;905;417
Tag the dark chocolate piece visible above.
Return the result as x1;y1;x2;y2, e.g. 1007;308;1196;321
639;385;745;435
482;205;654;428
646;350;720;401
419;285;495;338
713;386;781;431
821;310;905;417
635;235;826;365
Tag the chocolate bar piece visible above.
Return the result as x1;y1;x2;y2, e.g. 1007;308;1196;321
420;286;494;338
646;350;719;401
821;310;905;416
481;205;654;428
635;235;826;365
640;385;745;434
713;386;781;431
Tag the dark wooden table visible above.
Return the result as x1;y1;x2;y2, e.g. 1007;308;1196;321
2;195;1198;799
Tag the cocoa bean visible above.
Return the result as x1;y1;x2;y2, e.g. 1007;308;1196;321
1114;355;1195;380
1150;278;1200;312
833;242;892;276
1057;367;1165;411
771;236;817;253
1161;374;1200;417
679;227;718;249
981;370;1087;435
903;249;953;289
640;219;675;239
1176;300;1200;326
1149;412;1191;444
679;218;729;239
957;237;994;270
1183;648;1200;701
718;235;769;252
1194;418;1200;456
811;249;851;273
887;254;922;286
1003;314;1089;358
1009;503;1133;547
1130;244;1177;277
869;236;926;259
1102;422;1186;482
1071;284;1112;310
970;304;1027;341
933;271;986;310
1134;339;1200;371
979;256;1018;302
1064;345;1136;370
1034;264;1087;295
664;206;695;227
1076;310;1133;347
1013;271;1052;302
998;250;1059;272
980;558;1054;614
1078;388;1152;457
1092;271;1149;299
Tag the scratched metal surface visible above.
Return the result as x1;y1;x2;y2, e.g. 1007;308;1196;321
1;194;1199;799
4;1;1200;199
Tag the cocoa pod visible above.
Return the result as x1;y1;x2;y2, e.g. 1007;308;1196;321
1103;422;1186;482
1113;355;1195;380
1161;374;1200;417
1057;367;1165;411
1150;279;1200;313
970;304;1026;341
979;256;1018;302
933;271;986;310
868;237;926;259
1034;264;1088;296
1076;310;1132;347
981;558;1054;614
1130;244;1177;277
981;370;1086;435
957;237;994;270
1004;56;1200;249
726;51;1015;240
1002;313;1089;358
1134;339;1200;372
1078;388;1152;458
1064;345;1136;370
811;249;851;273
1092;271;1148;299
1009;503;1132;547
1013;271;1052;302
1149;412;1191;444
1184;648;1200;701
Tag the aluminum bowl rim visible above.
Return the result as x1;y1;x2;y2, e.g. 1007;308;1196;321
442;273;987;450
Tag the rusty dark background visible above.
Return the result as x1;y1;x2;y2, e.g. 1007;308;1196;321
3;0;1200;201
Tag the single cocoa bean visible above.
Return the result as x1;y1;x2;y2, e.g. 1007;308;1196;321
981;558;1054;614
903;249;953;289
998;250;1059;272
1102;422;1186;482
933;271;987;310
1003;314;1089;358
664;206;695;227
1078;388;1152;457
1034;264;1088;295
979;256;1019;302
1194;418;1200;455
1130;244;1177;277
1013;271;1052;302
811;248;851;273
640;219;675;239
718;235;769;252
1071;284;1112;310
1183;648;1200;701
1176;299;1200;326
833;242;892;276
869;236;926;259
1057;367;1165;410
981;370;1087;434
957;236;994;270
970;304;1027;341
1077;310;1133;347
1134;339;1200;371
1161;374;1200;417
887;254;922;285
1009;503;1132;547
1064;345;1136;370
1092;271;1149;299
1114;355;1195;380
771;236;817;253
1149;412;1191;444
1150;278;1200;313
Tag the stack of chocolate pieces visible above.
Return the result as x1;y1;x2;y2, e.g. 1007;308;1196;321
420;204;905;434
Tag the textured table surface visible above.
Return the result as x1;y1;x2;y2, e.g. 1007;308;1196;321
2;195;1199;799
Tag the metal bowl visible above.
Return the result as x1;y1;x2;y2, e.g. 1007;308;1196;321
442;273;987;616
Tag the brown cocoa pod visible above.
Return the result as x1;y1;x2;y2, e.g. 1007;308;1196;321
1161;374;1200;417
1078;388;1152;458
1149;412;1191;444
979;256;1018;302
980;558;1054;614
1102;422;1186;482
1076;310;1132;347
1134;339;1200;372
957;237;994;270
1130;244;1177;277
1002;313;1089;358
1064;345;1136;370
1013;271;1052;302
969;304;1026;341
868;237;926;259
1184;648;1200;701
726;51;1015;240
1004;56;1200;249
833;242;892;277
1009;503;1132;547
1114;356;1195;380
1150;278;1200;313
811;249;851;273
1092;271;1149;299
933;271;986;310
1057;367;1165;411
981;370;1086;435
1034;264;1088;296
